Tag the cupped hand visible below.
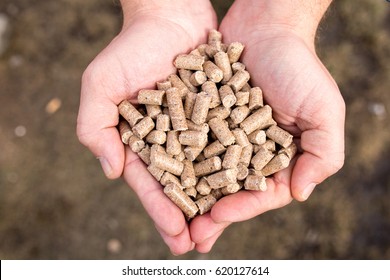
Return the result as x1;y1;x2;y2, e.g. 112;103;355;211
77;1;217;255
191;2;345;252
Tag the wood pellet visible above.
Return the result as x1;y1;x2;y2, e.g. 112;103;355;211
116;30;296;219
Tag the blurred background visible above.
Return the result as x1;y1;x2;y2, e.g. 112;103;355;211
0;0;389;259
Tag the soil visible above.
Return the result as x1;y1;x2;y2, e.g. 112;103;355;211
0;0;389;259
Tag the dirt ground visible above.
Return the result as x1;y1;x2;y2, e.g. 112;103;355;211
0;0;389;260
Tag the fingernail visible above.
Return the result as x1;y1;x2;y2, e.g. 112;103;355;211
98;157;113;177
302;183;316;200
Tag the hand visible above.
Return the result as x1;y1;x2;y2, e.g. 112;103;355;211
77;0;217;255
190;0;345;252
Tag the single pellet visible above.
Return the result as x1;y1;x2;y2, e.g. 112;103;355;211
203;140;226;158
201;81;221;108
152;151;184;176
214;51;233;83
260;139;276;152
137;145;151;165
230;105;251;124
248;129;267;145
227;42;245;64
205;44;219;58
147;164;165;181
174;54;205;71
150;144;166;156
261;153;290;176
183;143;207;162
174;151;186;162
203;61;223;83
168;74;189;99
186;120;209;134
235;91;250;106
178;69;198;93
190;71;207;87
231;62;245;73
179;130;208;147
278;142;298;159
206;106;231;121
239;144;253;167
210;188;224;200
195;194;217;215
266;125;293;148
196;177;212;195
191;92;212;125
251;146;275;170
138;90;165;105
206;169;238;189
185;187;197;199
244;174;267;191
222;145;243;169
156;114;170;131
249;87;263;110
166;87;188;131
164;183;198;219
219;85;237;108
196;43;208;57
194;156;222;177
145;130;166;145
241;83;251;93
160;171;181;187
119;120;133;144
181;160;197;188
208;117;236;146
227;70;250;93
132;116;155;139
236;163;249;181
145;104;162;119
208;29;222;49
128;135;145;153
221;183;241;195
166;131;182;156
118;100;144;127
232;128;250;147
184;91;197;119
240;105;275;134
156;80;172;91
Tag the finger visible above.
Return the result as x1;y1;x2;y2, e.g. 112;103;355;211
190;213;231;244
195;229;226;254
122;146;186;237
155;224;194;256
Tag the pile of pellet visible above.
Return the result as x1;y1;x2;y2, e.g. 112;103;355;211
117;30;297;219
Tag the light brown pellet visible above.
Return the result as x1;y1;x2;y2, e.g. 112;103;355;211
185;187;197;199
166;87;188;131
235;91;250;106
251;146;275;171
137;145;151;165
156;80;172;91
230;105;251;124
184;91;197;119
201;81;221;108
227;42;245;64
208;117;236;146
174;54;205;71
179;130;208;147
186;120;210;134
191;92;212;125
244;174;267;191
195;194;217;215
227;70;250;93
194;156;222;177
181;160;197;188
119;120;133;144
160;172;181;188
231;62;246;73
145;130;166;145
138;89;165;105
147;164;165;181
214;51;233;83
118;100;144;127
145;104;162;119
206;105;231;121
178;69;198;93
196;177;212;195
174;151;186;162
266;125;293;148
203;140;227;158
190;71;207;87
168;74;189;99
164;183;198;219
205;44;219;59
261;139;276;152
239;144;253;167
183;144;206;162
128;135;145;153
210;188;224;200
132;116;155;139
240;105;275;135
208;29;222;49
279;142;298;159
203;61;223;83
236;163;249;181
232;128;250;147
221;183;241;195
166;131;182;156
219;85;237;108
156;114;170;131
222;145;243;169
151;151;184;176
261;153;290;176
248;129;267;145
249;87;263;110
206;169;238;189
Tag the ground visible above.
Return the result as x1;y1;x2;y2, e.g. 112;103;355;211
0;0;389;259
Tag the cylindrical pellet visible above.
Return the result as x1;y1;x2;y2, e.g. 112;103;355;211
118;100;144;127
132;116;155;139
201;81;221;108
235;91;250;106
145;104;162;119
190;71;207;87
260;139;276;152
227;70;250;93
160;172;182;188
164;183;198;219
194;156;222;177
195;194;217;215
178;69;198;93
179;130;208;147
231;62;245;73
208;29;222;49
186;120;209;134
168;74;189;99
221;183;241;195
184;145;205;162
244;174;267;191
174;151;186;162
174;54;205;71
239;144;253;167
214;51;233;83
249;87;264;110
251;146;275;171
222;145;243;169
166;87;188;131
191;92;212;125
266;125;293;148
145;130;166;145
208;117;235;146
248;129;267;145
196;177;212;195
206;169;238;189
128;135;145;153
152;151;184;176
147;164;165;181
181;160;197;188
137;145;151;165
156;114;170;131
138;89;165;105
203;61;223;83
206;106;231;121
236;163;249;181
185;187;197;199
230;105;251;124
184;91;197;119
261;153;290;176
156;80;172;91
240;105;275;134
203;140;226;158
219;85;237;108
119;120;133;144
232;128;250;147
227;42;245;64
278;142;298;159
166;131;182;156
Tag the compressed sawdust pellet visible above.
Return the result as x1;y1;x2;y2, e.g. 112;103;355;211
115;30;297;219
